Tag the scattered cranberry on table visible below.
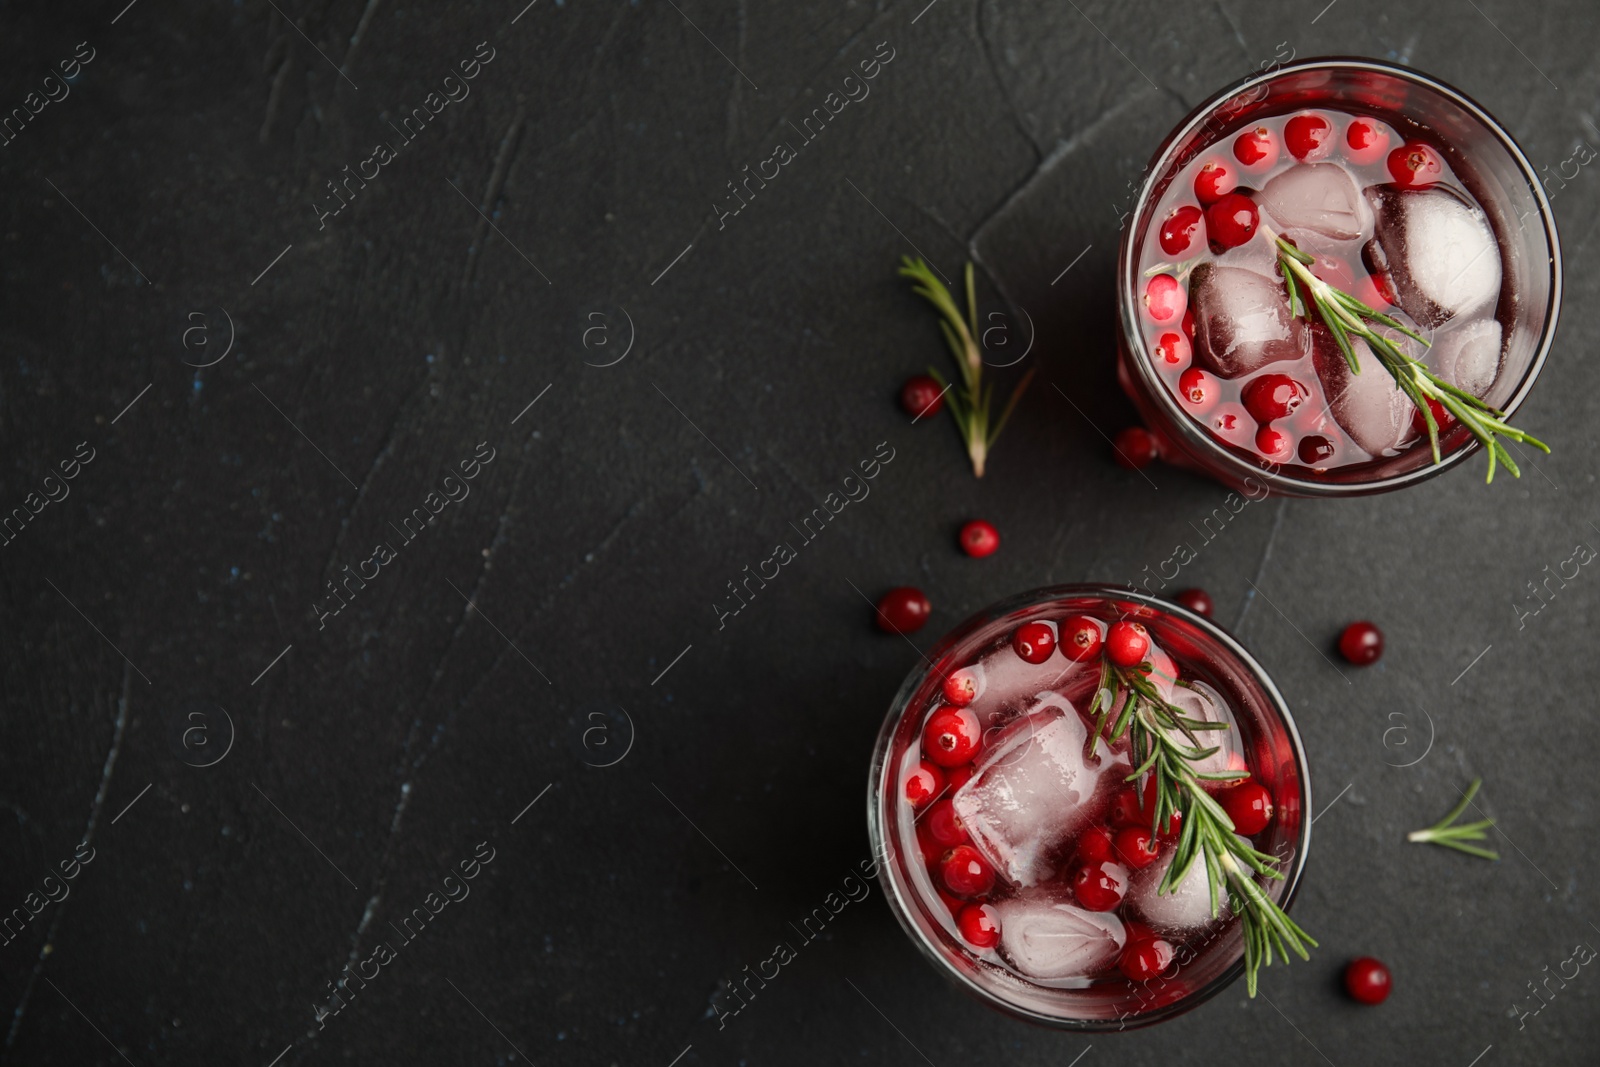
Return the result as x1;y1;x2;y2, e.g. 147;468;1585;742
1114;426;1160;469
1338;620;1385;665
904;760;943;810
958;519;1000;558
957;902;1002;949
900;375;945;419
1173;588;1214;618
922;705;981;767
1344;957;1393;1005
1105;621;1151;667
1219;779;1275;836
940;844;996;898
1012;621;1057;664
876;587;931;634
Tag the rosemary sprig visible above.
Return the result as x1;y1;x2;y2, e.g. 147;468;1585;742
1086;658;1315;996
1270;231;1548;483
898;256;1036;478
1406;778;1500;860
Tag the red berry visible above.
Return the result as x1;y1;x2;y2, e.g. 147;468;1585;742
1076;825;1115;865
1193;159;1238;205
1344;957;1393;1005
1242;374;1310;423
957;902;1002;948
1298;434;1336;465
1105;621;1151;667
1143;273;1186;324
940;845;996;898
1181;307;1195;343
1205;192;1259;251
1344;117;1391;166
1158;808;1182;841
1154;331;1191;368
923;706;982;767
1209;403;1251;446
1110;786;1145;829
942;668;980;707
1012;621;1057;664
1219;779;1274;835
1255;425;1295;462
1071;861;1129;911
1178;367;1216;410
925;798;970;849
1158;205;1205;256
1059;616;1103;662
1411;396;1456;437
917;825;944;866
935;885;965;916
957;519;1000;559
1233;125;1279;171
1388;142;1443;188
1285;112;1334;161
1113;426;1160;469
876;587;931;633
1118;935;1176;982
1173;588;1213;618
945;763;976;792
1113;826;1160;870
905;760;944;810
1338;620;1384;665
900;375;945;419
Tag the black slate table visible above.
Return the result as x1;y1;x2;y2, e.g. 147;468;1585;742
2;1;1596;1064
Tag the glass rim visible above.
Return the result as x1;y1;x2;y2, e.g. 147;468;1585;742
865;583;1313;1030
1116;55;1563;497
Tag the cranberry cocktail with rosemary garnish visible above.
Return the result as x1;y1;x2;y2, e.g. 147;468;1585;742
868;586;1311;1029
1117;58;1561;495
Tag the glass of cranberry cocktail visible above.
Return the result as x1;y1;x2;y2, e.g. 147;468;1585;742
866;586;1311;1030
1116;58;1561;495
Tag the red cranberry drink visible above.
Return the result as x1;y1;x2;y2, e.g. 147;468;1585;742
1118;59;1560;494
868;586;1311;1029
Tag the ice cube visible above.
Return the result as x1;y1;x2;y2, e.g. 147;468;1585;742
1257;163;1373;240
953;698;1131;887
993;886;1127;985
1429;317;1502;398
1309;323;1416;455
1165;681;1242;780
966;628;1095;729
1364;184;1501;329
1189;263;1303;379
1126;849;1229;936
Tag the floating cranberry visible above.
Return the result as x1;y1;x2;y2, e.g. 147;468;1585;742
1158;808;1182;841
1181;307;1195;343
876;587;931;633
1059;616;1103;662
925;798;970;849
905;760;944;810
958;519;1000;558
1071;861;1130;912
1193;159;1238;205
1338;620;1384;665
1344;957;1393;1005
1076;825;1115;865
1411;397;1456;436
1178;367;1216;410
1255;425;1295;463
900;375;945;419
942;668;979;707
1114;426;1160;469
1174;588;1214;618
1012;621;1057;664
945;763;976;791
1219;779;1274;835
1137;776;1180;836
1119;935;1176;982
1242;374;1309;423
1110;786;1145;829
1233;125;1280;171
1345;117;1391;166
1285;112;1335;161
1144;273;1186;324
1298;434;1336;465
923;706;982;767
1209;403;1252;447
1388;142;1443;187
1114;826;1161;870
957;902;1002;948
1205;192;1259;251
916;825;943;866
940;844;996;898
1105;621;1151;667
1159;204;1205;256
935;885;965;916
1154;331;1191;368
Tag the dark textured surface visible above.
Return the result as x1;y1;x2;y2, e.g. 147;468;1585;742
1;1;1597;1064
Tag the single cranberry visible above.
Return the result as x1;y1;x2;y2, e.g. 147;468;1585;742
1338;620;1384;665
1110;785;1144;829
1076;825;1115;865
1158;808;1182;841
1181;307;1195;343
1205;192;1259;251
1219;779;1274;835
1071;861;1130;912
1285;113;1335;161
1113;826;1161;870
1143;273;1186;324
958;519;1000;558
1345;117;1391;166
1113;426;1160;469
1173;588;1213;618
1193;159;1238;205
1209;403;1252;447
1344;957;1393;1005
1137;776;1180;836
925;798;970;849
1298;434;1336;465
1105;621;1150;667
900;375;945;419
1255;425;1295;463
1154;331;1191;368
957;902;1002;948
1242;374;1309;423
1158;205;1205;256
935;885;965;916
1119;935;1177;982
1059;616;1103;662
876;587;931;633
1178;367;1216;410
1012;621;1057;664
923;706;982;767
940;845;996;898
905;760;944;810
1388;142;1443;187
1369;270;1398;307
942;668;980;707
945;763;976;791
1233;126;1280;171
1411;396;1456;436
916;825;943;866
